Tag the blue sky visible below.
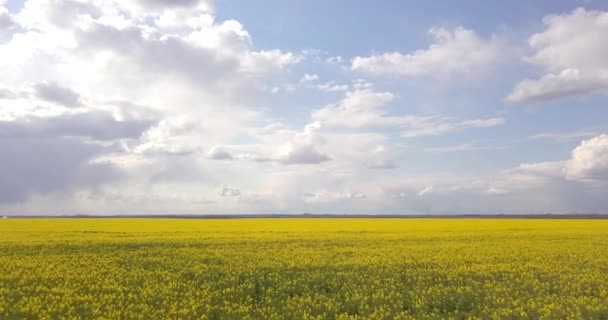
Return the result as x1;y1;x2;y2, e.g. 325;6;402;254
1;0;607;215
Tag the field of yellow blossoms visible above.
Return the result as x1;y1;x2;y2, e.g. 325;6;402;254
1;218;607;319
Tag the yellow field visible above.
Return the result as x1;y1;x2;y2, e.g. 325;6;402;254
1;218;607;319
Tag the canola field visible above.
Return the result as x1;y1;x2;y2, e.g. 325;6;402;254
0;218;607;319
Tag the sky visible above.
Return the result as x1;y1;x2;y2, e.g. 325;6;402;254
0;0;607;215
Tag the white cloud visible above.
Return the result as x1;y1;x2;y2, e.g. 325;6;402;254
498;134;608;185
206;145;233;160
274;122;331;165
316;81;349;92
312;89;397;128
275;143;331;165
299;74;349;92
134;116;201;155
300;73;319;82
507;69;608;103
507;161;566;183
507;8;608;103
352;27;504;79
566;134;608;181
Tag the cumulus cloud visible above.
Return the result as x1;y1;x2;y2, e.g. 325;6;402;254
566;134;608;181
1;0;606;215
206;145;233;160
134;116;202;155
507;8;608;103
507;69;608;103
499;134;608;185
0;84;154;203
0;0;303;208
276;143;331;165
312;89;397;128
274;122;331;165
352;27;504;79
74;23;243;88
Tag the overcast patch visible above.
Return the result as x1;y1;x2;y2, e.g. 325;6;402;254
0;137;122;203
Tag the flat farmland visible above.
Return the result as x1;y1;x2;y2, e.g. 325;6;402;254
1;218;607;319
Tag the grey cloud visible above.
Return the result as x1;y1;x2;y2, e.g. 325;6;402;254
0;111;155;141
0;11;13;31
0;137;122;203
34;82;83;107
75;23;240;87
